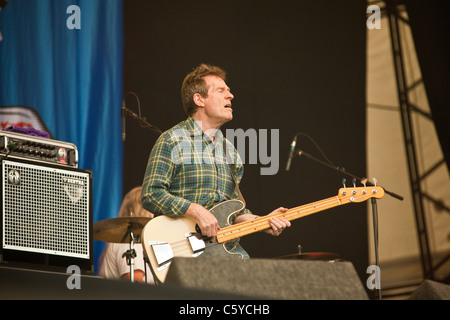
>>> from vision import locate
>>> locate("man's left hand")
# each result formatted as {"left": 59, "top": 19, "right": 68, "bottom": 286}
{"left": 265, "top": 207, "right": 290, "bottom": 236}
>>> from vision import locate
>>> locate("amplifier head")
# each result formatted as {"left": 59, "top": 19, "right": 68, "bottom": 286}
{"left": 0, "top": 131, "right": 78, "bottom": 167}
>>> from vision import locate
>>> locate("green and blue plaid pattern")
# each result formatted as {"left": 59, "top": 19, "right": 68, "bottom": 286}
{"left": 142, "top": 117, "right": 251, "bottom": 219}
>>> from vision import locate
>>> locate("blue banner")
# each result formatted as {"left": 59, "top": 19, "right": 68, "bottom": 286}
{"left": 0, "top": 0, "right": 123, "bottom": 273}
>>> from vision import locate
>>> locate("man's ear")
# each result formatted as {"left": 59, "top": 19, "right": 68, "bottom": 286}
{"left": 193, "top": 93, "right": 205, "bottom": 107}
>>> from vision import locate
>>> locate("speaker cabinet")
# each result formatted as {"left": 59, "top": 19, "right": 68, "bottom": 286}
{"left": 165, "top": 257, "right": 369, "bottom": 300}
{"left": 1, "top": 157, "right": 93, "bottom": 273}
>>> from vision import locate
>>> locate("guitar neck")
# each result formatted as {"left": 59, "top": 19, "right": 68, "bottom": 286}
{"left": 216, "top": 195, "right": 346, "bottom": 243}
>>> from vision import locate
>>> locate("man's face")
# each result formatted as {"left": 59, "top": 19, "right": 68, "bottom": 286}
{"left": 199, "top": 75, "right": 234, "bottom": 126}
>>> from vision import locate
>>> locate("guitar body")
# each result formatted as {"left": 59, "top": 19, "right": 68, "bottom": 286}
{"left": 141, "top": 199, "right": 245, "bottom": 284}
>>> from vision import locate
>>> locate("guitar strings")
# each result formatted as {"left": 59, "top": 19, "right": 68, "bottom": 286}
{"left": 168, "top": 237, "right": 221, "bottom": 257}
{"left": 170, "top": 196, "right": 345, "bottom": 246}
{"left": 167, "top": 196, "right": 343, "bottom": 257}
{"left": 159, "top": 233, "right": 215, "bottom": 256}
{"left": 170, "top": 196, "right": 338, "bottom": 255}
{"left": 152, "top": 192, "right": 358, "bottom": 256}
{"left": 218, "top": 195, "right": 344, "bottom": 241}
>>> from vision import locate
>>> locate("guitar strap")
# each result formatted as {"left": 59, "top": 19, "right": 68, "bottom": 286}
{"left": 223, "top": 139, "right": 246, "bottom": 207}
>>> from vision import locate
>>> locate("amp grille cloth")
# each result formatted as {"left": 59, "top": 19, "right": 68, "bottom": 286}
{"left": 2, "top": 160, "right": 90, "bottom": 259}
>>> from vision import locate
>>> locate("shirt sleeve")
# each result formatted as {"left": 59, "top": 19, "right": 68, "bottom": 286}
{"left": 141, "top": 133, "right": 191, "bottom": 218}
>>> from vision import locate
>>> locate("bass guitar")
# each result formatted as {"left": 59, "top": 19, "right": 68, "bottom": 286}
{"left": 142, "top": 185, "right": 385, "bottom": 283}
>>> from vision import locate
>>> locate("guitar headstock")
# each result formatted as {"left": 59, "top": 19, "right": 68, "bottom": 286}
{"left": 337, "top": 178, "right": 385, "bottom": 203}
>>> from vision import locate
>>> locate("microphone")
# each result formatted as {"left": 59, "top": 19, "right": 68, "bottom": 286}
{"left": 121, "top": 100, "right": 126, "bottom": 142}
{"left": 285, "top": 134, "right": 297, "bottom": 171}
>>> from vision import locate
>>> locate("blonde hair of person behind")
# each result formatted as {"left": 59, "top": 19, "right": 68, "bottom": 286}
{"left": 119, "top": 186, "right": 153, "bottom": 218}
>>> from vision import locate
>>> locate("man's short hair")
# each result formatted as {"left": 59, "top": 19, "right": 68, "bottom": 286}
{"left": 181, "top": 64, "right": 227, "bottom": 116}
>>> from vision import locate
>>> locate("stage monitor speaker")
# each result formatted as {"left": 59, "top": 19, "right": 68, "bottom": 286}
{"left": 408, "top": 280, "right": 450, "bottom": 300}
{"left": 0, "top": 266, "right": 247, "bottom": 300}
{"left": 165, "top": 257, "right": 369, "bottom": 300}
{"left": 1, "top": 157, "right": 93, "bottom": 273}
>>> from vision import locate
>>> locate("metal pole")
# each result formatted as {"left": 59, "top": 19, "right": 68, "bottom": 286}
{"left": 385, "top": 0, "right": 433, "bottom": 280}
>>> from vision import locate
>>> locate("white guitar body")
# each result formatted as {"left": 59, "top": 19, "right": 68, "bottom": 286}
{"left": 141, "top": 199, "right": 245, "bottom": 284}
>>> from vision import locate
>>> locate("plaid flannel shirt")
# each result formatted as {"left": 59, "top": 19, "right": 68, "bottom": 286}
{"left": 141, "top": 117, "right": 251, "bottom": 220}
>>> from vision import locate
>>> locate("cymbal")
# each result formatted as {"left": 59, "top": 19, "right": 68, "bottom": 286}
{"left": 277, "top": 252, "right": 342, "bottom": 262}
{"left": 93, "top": 217, "right": 152, "bottom": 243}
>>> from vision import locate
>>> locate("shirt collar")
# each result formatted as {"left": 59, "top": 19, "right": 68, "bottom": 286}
{"left": 186, "top": 117, "right": 224, "bottom": 145}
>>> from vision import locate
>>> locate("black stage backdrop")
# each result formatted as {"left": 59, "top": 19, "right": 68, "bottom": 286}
{"left": 122, "top": 0, "right": 368, "bottom": 287}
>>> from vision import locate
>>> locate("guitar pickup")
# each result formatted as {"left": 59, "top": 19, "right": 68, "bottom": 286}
{"left": 187, "top": 233, "right": 205, "bottom": 256}
{"left": 150, "top": 242, "right": 174, "bottom": 269}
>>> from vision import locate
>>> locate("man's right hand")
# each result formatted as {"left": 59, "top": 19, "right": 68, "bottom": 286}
{"left": 184, "top": 203, "right": 219, "bottom": 241}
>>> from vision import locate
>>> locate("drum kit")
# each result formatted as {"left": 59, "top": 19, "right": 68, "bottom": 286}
{"left": 94, "top": 216, "right": 152, "bottom": 283}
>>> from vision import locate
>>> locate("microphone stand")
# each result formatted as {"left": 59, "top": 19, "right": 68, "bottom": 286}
{"left": 122, "top": 106, "right": 163, "bottom": 136}
{"left": 293, "top": 149, "right": 404, "bottom": 300}
{"left": 371, "top": 196, "right": 381, "bottom": 300}
{"left": 295, "top": 150, "right": 403, "bottom": 201}
{"left": 121, "top": 225, "right": 137, "bottom": 283}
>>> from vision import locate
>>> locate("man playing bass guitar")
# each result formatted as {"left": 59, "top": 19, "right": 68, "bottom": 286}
{"left": 141, "top": 64, "right": 290, "bottom": 260}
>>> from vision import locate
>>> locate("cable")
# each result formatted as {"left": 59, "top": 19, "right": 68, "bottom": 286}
{"left": 295, "top": 132, "right": 337, "bottom": 168}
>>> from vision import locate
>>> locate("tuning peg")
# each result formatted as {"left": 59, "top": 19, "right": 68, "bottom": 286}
{"left": 341, "top": 179, "right": 347, "bottom": 195}
{"left": 361, "top": 178, "right": 368, "bottom": 187}
{"left": 352, "top": 178, "right": 356, "bottom": 188}
{"left": 371, "top": 177, "right": 379, "bottom": 195}
{"left": 361, "top": 178, "right": 368, "bottom": 194}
